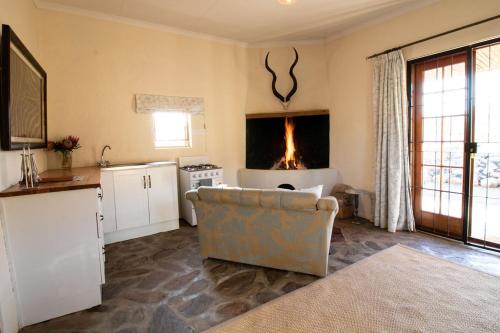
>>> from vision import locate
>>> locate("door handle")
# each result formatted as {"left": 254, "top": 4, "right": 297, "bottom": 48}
{"left": 467, "top": 142, "right": 478, "bottom": 159}
{"left": 143, "top": 175, "right": 146, "bottom": 189}
{"left": 148, "top": 175, "right": 152, "bottom": 188}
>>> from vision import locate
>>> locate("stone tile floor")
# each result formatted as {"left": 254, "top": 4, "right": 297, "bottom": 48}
{"left": 21, "top": 218, "right": 500, "bottom": 333}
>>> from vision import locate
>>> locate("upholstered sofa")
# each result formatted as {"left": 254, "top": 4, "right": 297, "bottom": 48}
{"left": 185, "top": 187, "right": 339, "bottom": 277}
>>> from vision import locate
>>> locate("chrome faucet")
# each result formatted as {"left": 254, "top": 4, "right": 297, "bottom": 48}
{"left": 99, "top": 145, "right": 111, "bottom": 167}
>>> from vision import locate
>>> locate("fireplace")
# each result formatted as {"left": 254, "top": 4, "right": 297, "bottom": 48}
{"left": 246, "top": 111, "right": 329, "bottom": 169}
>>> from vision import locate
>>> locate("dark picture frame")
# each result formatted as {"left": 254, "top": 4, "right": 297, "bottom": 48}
{"left": 1, "top": 24, "right": 47, "bottom": 150}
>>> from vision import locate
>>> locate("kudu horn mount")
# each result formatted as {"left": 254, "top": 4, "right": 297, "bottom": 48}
{"left": 265, "top": 47, "right": 299, "bottom": 110}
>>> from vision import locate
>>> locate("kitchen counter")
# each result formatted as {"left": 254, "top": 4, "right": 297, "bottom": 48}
{"left": 0, "top": 166, "right": 101, "bottom": 198}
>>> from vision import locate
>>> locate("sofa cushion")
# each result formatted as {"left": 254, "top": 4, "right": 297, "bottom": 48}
{"left": 260, "top": 190, "right": 281, "bottom": 209}
{"left": 198, "top": 187, "right": 223, "bottom": 203}
{"left": 185, "top": 190, "right": 199, "bottom": 201}
{"left": 220, "top": 187, "right": 242, "bottom": 204}
{"left": 240, "top": 188, "right": 261, "bottom": 206}
{"left": 298, "top": 185, "right": 323, "bottom": 198}
{"left": 281, "top": 191, "right": 318, "bottom": 211}
{"left": 317, "top": 196, "right": 339, "bottom": 212}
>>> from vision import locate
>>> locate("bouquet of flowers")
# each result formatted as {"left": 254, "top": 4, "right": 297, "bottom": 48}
{"left": 47, "top": 136, "right": 81, "bottom": 168}
{"left": 48, "top": 135, "right": 81, "bottom": 153}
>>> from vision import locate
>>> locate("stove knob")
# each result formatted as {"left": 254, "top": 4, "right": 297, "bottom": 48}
{"left": 210, "top": 172, "right": 214, "bottom": 176}
{"left": 204, "top": 173, "right": 208, "bottom": 177}
{"left": 215, "top": 172, "right": 219, "bottom": 176}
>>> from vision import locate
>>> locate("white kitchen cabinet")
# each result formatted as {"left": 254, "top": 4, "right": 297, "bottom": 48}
{"left": 147, "top": 166, "right": 179, "bottom": 224}
{"left": 101, "top": 162, "right": 179, "bottom": 244}
{"left": 113, "top": 169, "right": 150, "bottom": 230}
{"left": 0, "top": 188, "right": 103, "bottom": 327}
{"left": 100, "top": 171, "right": 116, "bottom": 233}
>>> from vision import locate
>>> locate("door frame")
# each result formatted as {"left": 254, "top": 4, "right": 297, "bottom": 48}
{"left": 407, "top": 36, "right": 500, "bottom": 252}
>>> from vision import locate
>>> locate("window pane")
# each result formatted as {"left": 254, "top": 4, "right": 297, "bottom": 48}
{"left": 423, "top": 151, "right": 438, "bottom": 166}
{"left": 422, "top": 189, "right": 439, "bottom": 213}
{"left": 450, "top": 168, "right": 463, "bottom": 193}
{"left": 154, "top": 112, "right": 191, "bottom": 148}
{"left": 443, "top": 89, "right": 465, "bottom": 116}
{"left": 449, "top": 193, "right": 462, "bottom": 218}
{"left": 444, "top": 62, "right": 466, "bottom": 90}
{"left": 423, "top": 118, "right": 441, "bottom": 141}
{"left": 423, "top": 68, "right": 442, "bottom": 93}
{"left": 443, "top": 151, "right": 463, "bottom": 168}
{"left": 422, "top": 93, "right": 442, "bottom": 117}
{"left": 423, "top": 166, "right": 439, "bottom": 190}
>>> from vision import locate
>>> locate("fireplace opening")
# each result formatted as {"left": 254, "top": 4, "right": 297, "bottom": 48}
{"left": 278, "top": 183, "right": 296, "bottom": 190}
{"left": 246, "top": 112, "right": 329, "bottom": 170}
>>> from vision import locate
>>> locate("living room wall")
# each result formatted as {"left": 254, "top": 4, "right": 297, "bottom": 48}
{"left": 326, "top": 0, "right": 500, "bottom": 193}
{"left": 246, "top": 43, "right": 329, "bottom": 114}
{"left": 38, "top": 8, "right": 249, "bottom": 186}
{"left": 37, "top": 7, "right": 333, "bottom": 186}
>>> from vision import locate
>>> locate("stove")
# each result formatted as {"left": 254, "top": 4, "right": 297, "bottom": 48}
{"left": 179, "top": 156, "right": 224, "bottom": 226}
{"left": 180, "top": 164, "right": 221, "bottom": 172}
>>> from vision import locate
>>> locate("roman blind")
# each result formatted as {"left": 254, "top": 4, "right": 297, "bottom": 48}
{"left": 135, "top": 94, "right": 204, "bottom": 114}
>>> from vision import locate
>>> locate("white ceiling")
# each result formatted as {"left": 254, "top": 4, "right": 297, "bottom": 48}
{"left": 35, "top": 0, "right": 437, "bottom": 45}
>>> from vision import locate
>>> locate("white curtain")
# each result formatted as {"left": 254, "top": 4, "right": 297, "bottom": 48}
{"left": 372, "top": 50, "right": 415, "bottom": 232}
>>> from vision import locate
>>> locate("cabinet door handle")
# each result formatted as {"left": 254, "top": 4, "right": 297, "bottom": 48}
{"left": 148, "top": 175, "right": 152, "bottom": 188}
{"left": 143, "top": 175, "right": 146, "bottom": 189}
{"left": 95, "top": 212, "right": 100, "bottom": 238}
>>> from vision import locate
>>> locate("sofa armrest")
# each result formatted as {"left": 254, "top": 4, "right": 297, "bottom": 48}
{"left": 185, "top": 190, "right": 199, "bottom": 202}
{"left": 317, "top": 196, "right": 339, "bottom": 214}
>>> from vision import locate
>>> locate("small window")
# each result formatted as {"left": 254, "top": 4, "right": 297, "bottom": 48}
{"left": 153, "top": 112, "right": 192, "bottom": 148}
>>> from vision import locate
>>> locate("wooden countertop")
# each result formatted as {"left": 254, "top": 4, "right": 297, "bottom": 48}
{"left": 0, "top": 167, "right": 101, "bottom": 198}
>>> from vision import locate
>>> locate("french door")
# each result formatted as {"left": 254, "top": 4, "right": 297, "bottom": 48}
{"left": 410, "top": 38, "right": 500, "bottom": 250}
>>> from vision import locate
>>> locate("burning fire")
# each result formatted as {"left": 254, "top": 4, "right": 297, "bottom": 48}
{"left": 272, "top": 117, "right": 305, "bottom": 170}
{"left": 284, "top": 117, "right": 297, "bottom": 169}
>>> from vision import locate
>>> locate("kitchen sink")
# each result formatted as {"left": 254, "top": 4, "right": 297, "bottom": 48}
{"left": 100, "top": 161, "right": 176, "bottom": 171}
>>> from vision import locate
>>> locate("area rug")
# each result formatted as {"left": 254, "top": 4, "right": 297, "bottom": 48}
{"left": 205, "top": 245, "right": 500, "bottom": 333}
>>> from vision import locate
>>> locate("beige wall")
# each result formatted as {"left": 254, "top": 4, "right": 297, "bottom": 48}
{"left": 38, "top": 9, "right": 248, "bottom": 185}
{"left": 246, "top": 43, "right": 329, "bottom": 113}
{"left": 326, "top": 0, "right": 500, "bottom": 192}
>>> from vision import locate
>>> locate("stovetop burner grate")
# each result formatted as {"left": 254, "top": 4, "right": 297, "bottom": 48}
{"left": 180, "top": 164, "right": 221, "bottom": 172}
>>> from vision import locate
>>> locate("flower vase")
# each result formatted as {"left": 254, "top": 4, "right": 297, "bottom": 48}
{"left": 61, "top": 151, "right": 73, "bottom": 169}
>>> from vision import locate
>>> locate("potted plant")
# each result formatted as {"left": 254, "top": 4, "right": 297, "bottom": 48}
{"left": 47, "top": 136, "right": 81, "bottom": 169}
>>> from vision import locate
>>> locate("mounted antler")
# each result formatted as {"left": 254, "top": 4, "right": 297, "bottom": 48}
{"left": 265, "top": 48, "right": 299, "bottom": 110}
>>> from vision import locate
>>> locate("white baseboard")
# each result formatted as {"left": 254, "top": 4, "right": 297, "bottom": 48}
{"left": 104, "top": 219, "right": 179, "bottom": 244}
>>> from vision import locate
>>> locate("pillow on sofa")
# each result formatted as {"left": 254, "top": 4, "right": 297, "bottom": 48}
{"left": 298, "top": 185, "right": 323, "bottom": 198}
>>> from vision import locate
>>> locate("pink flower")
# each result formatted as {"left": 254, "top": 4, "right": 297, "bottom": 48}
{"left": 63, "top": 139, "right": 73, "bottom": 149}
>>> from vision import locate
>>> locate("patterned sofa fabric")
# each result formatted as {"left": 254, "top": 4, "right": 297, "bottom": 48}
{"left": 186, "top": 187, "right": 339, "bottom": 277}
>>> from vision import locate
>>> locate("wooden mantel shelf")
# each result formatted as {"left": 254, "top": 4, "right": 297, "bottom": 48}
{"left": 0, "top": 166, "right": 101, "bottom": 198}
{"left": 245, "top": 109, "right": 329, "bottom": 119}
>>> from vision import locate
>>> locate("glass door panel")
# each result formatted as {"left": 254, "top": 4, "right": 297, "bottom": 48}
{"left": 469, "top": 42, "right": 500, "bottom": 249}
{"left": 411, "top": 52, "right": 467, "bottom": 239}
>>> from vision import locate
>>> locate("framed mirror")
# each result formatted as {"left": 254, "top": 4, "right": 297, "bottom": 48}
{"left": 1, "top": 24, "right": 47, "bottom": 150}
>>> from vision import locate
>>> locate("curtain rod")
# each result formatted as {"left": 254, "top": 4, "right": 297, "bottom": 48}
{"left": 366, "top": 14, "right": 500, "bottom": 60}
